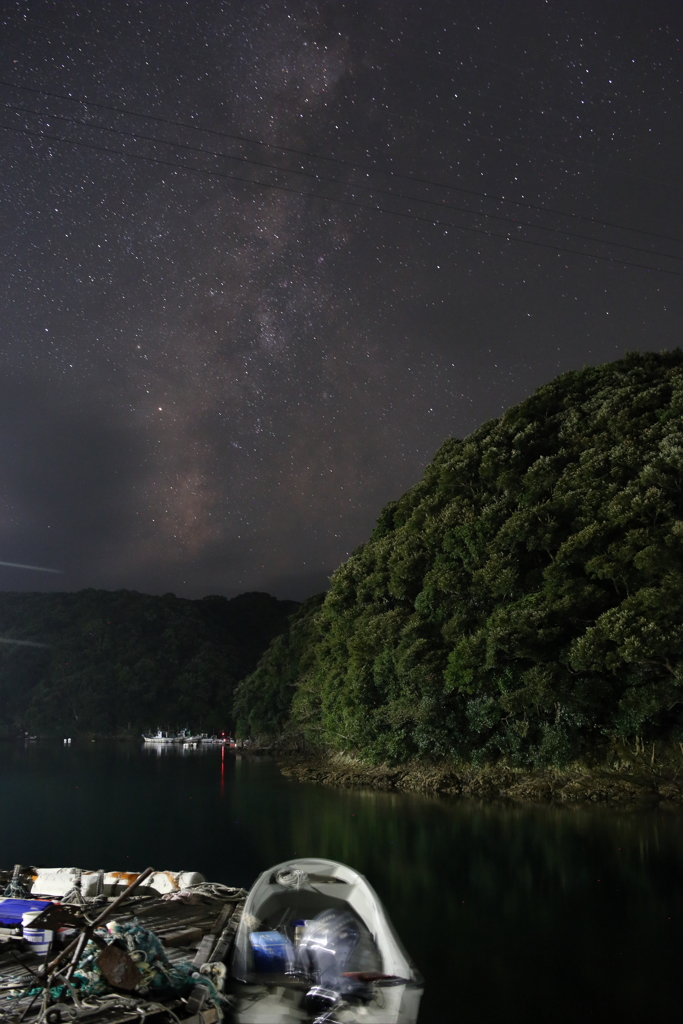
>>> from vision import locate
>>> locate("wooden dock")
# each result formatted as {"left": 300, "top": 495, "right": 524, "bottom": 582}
{"left": 0, "top": 869, "right": 247, "bottom": 1024}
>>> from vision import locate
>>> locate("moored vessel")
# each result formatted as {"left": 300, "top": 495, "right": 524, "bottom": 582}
{"left": 142, "top": 729, "right": 205, "bottom": 744}
{"left": 229, "top": 857, "right": 423, "bottom": 1022}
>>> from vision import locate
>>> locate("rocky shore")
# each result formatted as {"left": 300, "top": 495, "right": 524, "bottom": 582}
{"left": 278, "top": 751, "right": 683, "bottom": 807}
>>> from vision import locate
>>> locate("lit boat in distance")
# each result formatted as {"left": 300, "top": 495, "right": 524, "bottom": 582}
{"left": 142, "top": 729, "right": 203, "bottom": 744}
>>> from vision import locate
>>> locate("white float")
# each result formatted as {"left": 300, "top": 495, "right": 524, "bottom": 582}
{"left": 30, "top": 867, "right": 204, "bottom": 897}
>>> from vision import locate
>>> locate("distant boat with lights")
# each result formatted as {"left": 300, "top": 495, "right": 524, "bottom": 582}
{"left": 142, "top": 729, "right": 203, "bottom": 744}
{"left": 142, "top": 730, "right": 235, "bottom": 746}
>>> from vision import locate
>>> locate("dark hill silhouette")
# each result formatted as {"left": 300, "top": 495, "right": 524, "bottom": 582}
{"left": 0, "top": 589, "right": 297, "bottom": 737}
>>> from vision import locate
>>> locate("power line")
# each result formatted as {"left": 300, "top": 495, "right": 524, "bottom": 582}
{"left": 3, "top": 120, "right": 682, "bottom": 279}
{"left": 7, "top": 101, "right": 682, "bottom": 266}
{"left": 389, "top": 107, "right": 683, "bottom": 198}
{"left": 0, "top": 77, "right": 680, "bottom": 246}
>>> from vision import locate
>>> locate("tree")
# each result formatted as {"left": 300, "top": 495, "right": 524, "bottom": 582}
{"left": 239, "top": 351, "right": 683, "bottom": 767}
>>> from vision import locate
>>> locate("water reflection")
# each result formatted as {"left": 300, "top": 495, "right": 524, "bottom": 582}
{"left": 141, "top": 742, "right": 223, "bottom": 756}
{"left": 1, "top": 743, "right": 682, "bottom": 1022}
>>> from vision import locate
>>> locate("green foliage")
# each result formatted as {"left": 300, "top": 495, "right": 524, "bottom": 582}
{"left": 233, "top": 594, "right": 325, "bottom": 738}
{"left": 239, "top": 350, "right": 683, "bottom": 767}
{"left": 0, "top": 589, "right": 297, "bottom": 737}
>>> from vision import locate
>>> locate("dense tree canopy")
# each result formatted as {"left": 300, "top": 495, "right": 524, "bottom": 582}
{"left": 233, "top": 593, "right": 324, "bottom": 739}
{"left": 0, "top": 589, "right": 297, "bottom": 737}
{"left": 240, "top": 351, "right": 683, "bottom": 767}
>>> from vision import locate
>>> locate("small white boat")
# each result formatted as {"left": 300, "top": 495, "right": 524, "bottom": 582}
{"left": 142, "top": 729, "right": 204, "bottom": 744}
{"left": 229, "top": 857, "right": 423, "bottom": 1023}
{"left": 142, "top": 730, "right": 178, "bottom": 743}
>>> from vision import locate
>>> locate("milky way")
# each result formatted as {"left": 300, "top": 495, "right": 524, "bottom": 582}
{"left": 0, "top": 2, "right": 682, "bottom": 599}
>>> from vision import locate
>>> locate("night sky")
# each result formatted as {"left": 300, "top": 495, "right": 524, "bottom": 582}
{"left": 1, "top": 2, "right": 682, "bottom": 601}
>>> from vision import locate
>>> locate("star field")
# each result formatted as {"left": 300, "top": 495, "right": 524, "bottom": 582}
{"left": 0, "top": 1, "right": 682, "bottom": 599}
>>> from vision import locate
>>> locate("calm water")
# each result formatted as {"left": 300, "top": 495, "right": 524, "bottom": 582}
{"left": 2, "top": 742, "right": 683, "bottom": 1022}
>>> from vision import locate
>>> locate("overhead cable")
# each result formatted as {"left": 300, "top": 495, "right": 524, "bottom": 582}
{"left": 0, "top": 77, "right": 680, "bottom": 245}
{"left": 2, "top": 120, "right": 682, "bottom": 279}
{"left": 6, "top": 101, "right": 682, "bottom": 265}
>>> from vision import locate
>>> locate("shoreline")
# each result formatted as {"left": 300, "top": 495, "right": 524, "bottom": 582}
{"left": 277, "top": 752, "right": 683, "bottom": 807}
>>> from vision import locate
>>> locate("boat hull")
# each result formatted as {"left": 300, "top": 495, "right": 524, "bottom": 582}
{"left": 229, "top": 857, "right": 423, "bottom": 1024}
{"left": 231, "top": 980, "right": 422, "bottom": 1023}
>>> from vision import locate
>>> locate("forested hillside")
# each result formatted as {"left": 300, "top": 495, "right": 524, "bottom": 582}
{"left": 234, "top": 593, "right": 325, "bottom": 738}
{"left": 0, "top": 590, "right": 297, "bottom": 737}
{"left": 238, "top": 351, "right": 683, "bottom": 768}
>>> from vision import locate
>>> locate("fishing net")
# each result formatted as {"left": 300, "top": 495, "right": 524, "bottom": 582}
{"left": 6, "top": 920, "right": 226, "bottom": 1019}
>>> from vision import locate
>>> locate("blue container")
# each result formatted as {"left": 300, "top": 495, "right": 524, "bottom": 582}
{"left": 0, "top": 899, "right": 51, "bottom": 927}
{"left": 249, "top": 930, "right": 295, "bottom": 973}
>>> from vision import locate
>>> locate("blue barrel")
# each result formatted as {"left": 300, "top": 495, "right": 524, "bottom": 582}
{"left": 0, "top": 898, "right": 51, "bottom": 926}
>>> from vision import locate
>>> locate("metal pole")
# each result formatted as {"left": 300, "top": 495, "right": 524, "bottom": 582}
{"left": 46, "top": 866, "right": 155, "bottom": 976}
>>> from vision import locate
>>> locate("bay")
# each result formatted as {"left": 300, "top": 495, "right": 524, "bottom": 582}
{"left": 1, "top": 741, "right": 683, "bottom": 1021}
